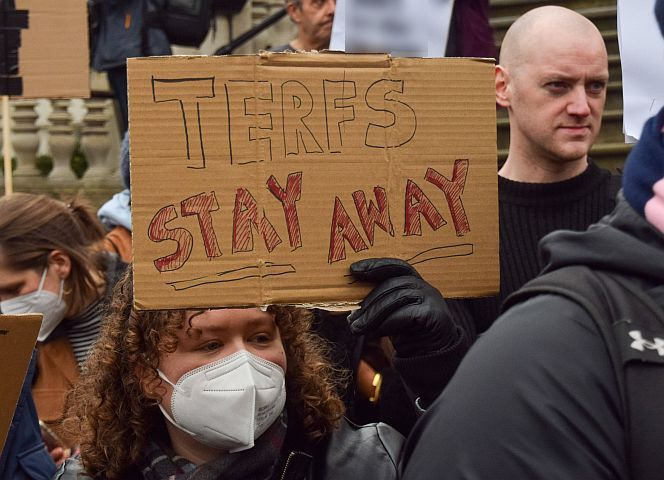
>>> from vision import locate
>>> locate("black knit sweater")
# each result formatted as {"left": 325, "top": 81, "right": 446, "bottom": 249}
{"left": 448, "top": 161, "right": 618, "bottom": 336}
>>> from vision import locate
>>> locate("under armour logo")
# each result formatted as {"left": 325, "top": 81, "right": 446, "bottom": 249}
{"left": 629, "top": 330, "right": 664, "bottom": 356}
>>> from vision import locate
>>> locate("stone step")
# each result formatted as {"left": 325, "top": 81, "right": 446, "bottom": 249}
{"left": 489, "top": 0, "right": 617, "bottom": 29}
{"left": 494, "top": 28, "right": 619, "bottom": 56}
{"left": 490, "top": 0, "right": 612, "bottom": 14}
{"left": 606, "top": 80, "right": 624, "bottom": 111}
{"left": 609, "top": 53, "right": 622, "bottom": 81}
{"left": 590, "top": 142, "right": 633, "bottom": 172}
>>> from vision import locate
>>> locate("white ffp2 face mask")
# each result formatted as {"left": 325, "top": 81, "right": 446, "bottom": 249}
{"left": 157, "top": 349, "right": 286, "bottom": 453}
{"left": 0, "top": 267, "right": 67, "bottom": 342}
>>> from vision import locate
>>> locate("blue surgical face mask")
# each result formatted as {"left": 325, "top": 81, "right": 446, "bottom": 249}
{"left": 0, "top": 267, "right": 68, "bottom": 342}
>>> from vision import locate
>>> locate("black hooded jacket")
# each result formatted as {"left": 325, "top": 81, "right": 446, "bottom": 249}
{"left": 399, "top": 197, "right": 664, "bottom": 480}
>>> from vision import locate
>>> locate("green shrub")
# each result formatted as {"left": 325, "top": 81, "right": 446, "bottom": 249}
{"left": 70, "top": 145, "right": 88, "bottom": 178}
{"left": 35, "top": 155, "right": 53, "bottom": 176}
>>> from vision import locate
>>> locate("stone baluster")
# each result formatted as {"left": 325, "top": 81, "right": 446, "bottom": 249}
{"left": 47, "top": 99, "right": 78, "bottom": 186}
{"left": 80, "top": 98, "right": 112, "bottom": 187}
{"left": 11, "top": 99, "right": 44, "bottom": 189}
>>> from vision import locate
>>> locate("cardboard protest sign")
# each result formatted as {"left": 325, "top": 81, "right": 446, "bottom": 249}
{"left": 128, "top": 53, "right": 498, "bottom": 310}
{"left": 1, "top": 0, "right": 89, "bottom": 98}
{"left": 0, "top": 314, "right": 41, "bottom": 454}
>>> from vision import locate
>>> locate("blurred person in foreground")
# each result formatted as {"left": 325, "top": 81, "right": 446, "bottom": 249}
{"left": 54, "top": 272, "right": 402, "bottom": 479}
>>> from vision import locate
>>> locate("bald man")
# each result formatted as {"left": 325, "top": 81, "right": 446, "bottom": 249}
{"left": 398, "top": 4, "right": 664, "bottom": 479}
{"left": 446, "top": 6, "right": 619, "bottom": 336}
{"left": 333, "top": 6, "right": 620, "bottom": 426}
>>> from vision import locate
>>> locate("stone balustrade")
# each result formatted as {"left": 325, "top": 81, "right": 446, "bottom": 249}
{"left": 0, "top": 1, "right": 295, "bottom": 206}
{"left": 0, "top": 97, "right": 123, "bottom": 207}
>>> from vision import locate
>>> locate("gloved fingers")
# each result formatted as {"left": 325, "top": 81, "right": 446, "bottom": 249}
{"left": 349, "top": 284, "right": 422, "bottom": 335}
{"left": 350, "top": 257, "right": 421, "bottom": 283}
{"left": 352, "top": 301, "right": 431, "bottom": 339}
{"left": 348, "top": 274, "right": 419, "bottom": 322}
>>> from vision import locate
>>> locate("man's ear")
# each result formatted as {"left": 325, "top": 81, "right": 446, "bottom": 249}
{"left": 47, "top": 250, "right": 72, "bottom": 280}
{"left": 286, "top": 1, "right": 301, "bottom": 24}
{"left": 495, "top": 65, "right": 511, "bottom": 108}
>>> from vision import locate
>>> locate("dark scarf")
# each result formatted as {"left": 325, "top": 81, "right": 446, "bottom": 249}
{"left": 137, "top": 411, "right": 288, "bottom": 480}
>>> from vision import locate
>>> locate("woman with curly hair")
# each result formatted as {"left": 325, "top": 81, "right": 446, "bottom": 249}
{"left": 55, "top": 271, "right": 403, "bottom": 480}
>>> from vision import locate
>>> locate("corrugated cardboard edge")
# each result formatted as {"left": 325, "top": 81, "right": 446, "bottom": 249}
{"left": 0, "top": 314, "right": 41, "bottom": 454}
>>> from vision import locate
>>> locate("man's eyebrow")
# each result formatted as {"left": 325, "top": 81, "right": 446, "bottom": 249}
{"left": 540, "top": 73, "right": 576, "bottom": 82}
{"left": 541, "top": 71, "right": 609, "bottom": 82}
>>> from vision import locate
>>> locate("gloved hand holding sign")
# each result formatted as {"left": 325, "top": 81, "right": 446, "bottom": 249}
{"left": 347, "top": 258, "right": 459, "bottom": 358}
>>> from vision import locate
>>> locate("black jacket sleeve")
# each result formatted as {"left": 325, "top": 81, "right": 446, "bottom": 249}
{"left": 390, "top": 298, "right": 476, "bottom": 409}
{"left": 399, "top": 294, "right": 629, "bottom": 480}
{"left": 392, "top": 325, "right": 471, "bottom": 408}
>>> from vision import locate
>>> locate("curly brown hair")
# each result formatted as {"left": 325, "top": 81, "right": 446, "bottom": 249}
{"left": 62, "top": 271, "right": 346, "bottom": 479}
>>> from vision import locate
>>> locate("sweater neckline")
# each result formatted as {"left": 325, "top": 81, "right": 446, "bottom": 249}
{"left": 498, "top": 161, "right": 608, "bottom": 207}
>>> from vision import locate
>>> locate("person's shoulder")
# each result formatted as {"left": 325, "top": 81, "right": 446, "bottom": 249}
{"left": 399, "top": 293, "right": 627, "bottom": 480}
{"left": 53, "top": 456, "right": 93, "bottom": 480}
{"left": 587, "top": 158, "right": 621, "bottom": 199}
{"left": 491, "top": 293, "right": 599, "bottom": 352}
{"left": 53, "top": 456, "right": 142, "bottom": 480}
{"left": 319, "top": 419, "right": 403, "bottom": 479}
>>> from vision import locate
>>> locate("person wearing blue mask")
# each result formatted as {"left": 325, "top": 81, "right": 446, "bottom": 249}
{"left": 0, "top": 193, "right": 127, "bottom": 477}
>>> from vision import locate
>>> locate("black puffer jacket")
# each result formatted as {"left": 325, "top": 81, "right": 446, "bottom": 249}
{"left": 55, "top": 418, "right": 403, "bottom": 480}
{"left": 400, "top": 196, "right": 664, "bottom": 480}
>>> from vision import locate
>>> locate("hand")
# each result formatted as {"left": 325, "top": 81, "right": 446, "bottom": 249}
{"left": 348, "top": 258, "right": 458, "bottom": 358}
{"left": 49, "top": 446, "right": 72, "bottom": 467}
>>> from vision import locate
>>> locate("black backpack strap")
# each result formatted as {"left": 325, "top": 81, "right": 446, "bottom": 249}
{"left": 609, "top": 173, "right": 622, "bottom": 208}
{"left": 505, "top": 266, "right": 664, "bottom": 480}
{"left": 609, "top": 278, "right": 664, "bottom": 480}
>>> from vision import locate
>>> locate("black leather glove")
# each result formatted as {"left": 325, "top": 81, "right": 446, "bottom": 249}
{"left": 348, "top": 258, "right": 458, "bottom": 358}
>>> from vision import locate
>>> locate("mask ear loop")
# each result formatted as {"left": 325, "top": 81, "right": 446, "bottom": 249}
{"left": 57, "top": 278, "right": 65, "bottom": 303}
{"left": 36, "top": 266, "right": 49, "bottom": 296}
{"left": 39, "top": 265, "right": 66, "bottom": 304}
{"left": 157, "top": 369, "right": 186, "bottom": 395}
